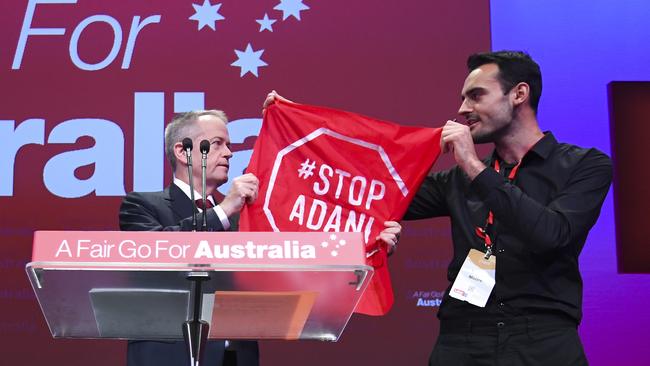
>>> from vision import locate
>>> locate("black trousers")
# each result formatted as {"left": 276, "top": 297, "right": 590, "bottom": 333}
{"left": 127, "top": 340, "right": 259, "bottom": 366}
{"left": 429, "top": 315, "right": 588, "bottom": 366}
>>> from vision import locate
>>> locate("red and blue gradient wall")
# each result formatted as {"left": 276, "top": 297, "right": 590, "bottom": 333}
{"left": 1, "top": 0, "right": 647, "bottom": 365}
{"left": 491, "top": 1, "right": 650, "bottom": 365}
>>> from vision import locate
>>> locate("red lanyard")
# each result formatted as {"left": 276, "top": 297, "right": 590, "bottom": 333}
{"left": 494, "top": 159, "right": 522, "bottom": 181}
{"left": 475, "top": 159, "right": 522, "bottom": 258}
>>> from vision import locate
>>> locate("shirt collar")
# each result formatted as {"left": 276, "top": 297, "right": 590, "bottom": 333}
{"left": 528, "top": 131, "right": 557, "bottom": 160}
{"left": 490, "top": 131, "right": 558, "bottom": 164}
{"left": 173, "top": 177, "right": 216, "bottom": 205}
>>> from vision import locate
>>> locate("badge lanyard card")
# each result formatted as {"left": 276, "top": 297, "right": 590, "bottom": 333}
{"left": 449, "top": 159, "right": 521, "bottom": 307}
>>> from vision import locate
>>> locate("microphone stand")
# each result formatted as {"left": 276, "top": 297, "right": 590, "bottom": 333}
{"left": 182, "top": 138, "right": 198, "bottom": 232}
{"left": 199, "top": 140, "right": 211, "bottom": 231}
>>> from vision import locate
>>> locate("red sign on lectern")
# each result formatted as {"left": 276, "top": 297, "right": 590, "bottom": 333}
{"left": 31, "top": 231, "right": 367, "bottom": 267}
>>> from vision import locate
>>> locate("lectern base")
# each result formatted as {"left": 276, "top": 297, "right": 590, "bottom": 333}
{"left": 183, "top": 320, "right": 210, "bottom": 366}
{"left": 183, "top": 272, "right": 211, "bottom": 366}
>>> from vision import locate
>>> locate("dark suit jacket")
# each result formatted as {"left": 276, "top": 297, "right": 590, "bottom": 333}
{"left": 119, "top": 183, "right": 258, "bottom": 366}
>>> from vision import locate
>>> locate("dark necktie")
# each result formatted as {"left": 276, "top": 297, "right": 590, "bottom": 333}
{"left": 195, "top": 199, "right": 214, "bottom": 210}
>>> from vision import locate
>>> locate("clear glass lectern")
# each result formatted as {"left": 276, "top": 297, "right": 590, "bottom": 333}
{"left": 26, "top": 231, "right": 373, "bottom": 357}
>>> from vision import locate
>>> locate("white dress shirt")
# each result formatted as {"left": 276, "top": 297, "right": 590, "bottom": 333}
{"left": 173, "top": 177, "right": 230, "bottom": 230}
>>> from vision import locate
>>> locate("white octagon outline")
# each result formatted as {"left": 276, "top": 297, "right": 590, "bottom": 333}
{"left": 263, "top": 127, "right": 408, "bottom": 231}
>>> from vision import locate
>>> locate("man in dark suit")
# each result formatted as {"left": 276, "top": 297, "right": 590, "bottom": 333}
{"left": 119, "top": 109, "right": 260, "bottom": 366}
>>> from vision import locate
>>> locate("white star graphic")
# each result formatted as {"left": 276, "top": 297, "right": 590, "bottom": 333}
{"left": 273, "top": 0, "right": 310, "bottom": 21}
{"left": 189, "top": 0, "right": 225, "bottom": 31}
{"left": 256, "top": 13, "right": 277, "bottom": 32}
{"left": 230, "top": 43, "right": 268, "bottom": 77}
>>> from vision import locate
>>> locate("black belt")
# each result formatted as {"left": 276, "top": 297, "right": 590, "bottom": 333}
{"left": 440, "top": 314, "right": 577, "bottom": 335}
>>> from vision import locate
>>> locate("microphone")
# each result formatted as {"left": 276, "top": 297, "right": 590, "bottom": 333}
{"left": 199, "top": 140, "right": 210, "bottom": 231}
{"left": 182, "top": 138, "right": 198, "bottom": 232}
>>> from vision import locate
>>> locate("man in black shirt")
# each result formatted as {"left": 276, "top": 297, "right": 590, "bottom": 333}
{"left": 405, "top": 51, "right": 612, "bottom": 365}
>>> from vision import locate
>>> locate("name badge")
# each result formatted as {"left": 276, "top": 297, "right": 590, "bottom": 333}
{"left": 449, "top": 248, "right": 496, "bottom": 307}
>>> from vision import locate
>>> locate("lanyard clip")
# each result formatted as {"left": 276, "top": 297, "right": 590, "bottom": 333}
{"left": 484, "top": 247, "right": 493, "bottom": 260}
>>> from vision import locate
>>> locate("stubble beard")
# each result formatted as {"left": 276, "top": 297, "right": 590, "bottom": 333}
{"left": 471, "top": 104, "right": 515, "bottom": 145}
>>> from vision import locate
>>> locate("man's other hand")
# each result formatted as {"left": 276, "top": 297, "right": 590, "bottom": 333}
{"left": 262, "top": 90, "right": 293, "bottom": 114}
{"left": 219, "top": 173, "right": 259, "bottom": 217}
{"left": 375, "top": 220, "right": 402, "bottom": 255}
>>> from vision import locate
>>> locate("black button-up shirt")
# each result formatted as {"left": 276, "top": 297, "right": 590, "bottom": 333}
{"left": 405, "top": 132, "right": 612, "bottom": 323}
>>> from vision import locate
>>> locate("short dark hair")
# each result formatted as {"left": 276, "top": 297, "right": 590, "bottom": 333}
{"left": 467, "top": 51, "right": 542, "bottom": 113}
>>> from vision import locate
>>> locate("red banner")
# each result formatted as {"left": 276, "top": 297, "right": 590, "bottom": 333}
{"left": 240, "top": 100, "right": 441, "bottom": 315}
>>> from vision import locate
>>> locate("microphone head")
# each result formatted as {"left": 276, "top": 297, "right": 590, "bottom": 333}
{"left": 182, "top": 138, "right": 193, "bottom": 150}
{"left": 200, "top": 139, "right": 210, "bottom": 154}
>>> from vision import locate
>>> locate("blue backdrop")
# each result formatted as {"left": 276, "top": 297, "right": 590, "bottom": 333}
{"left": 491, "top": 1, "right": 650, "bottom": 364}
